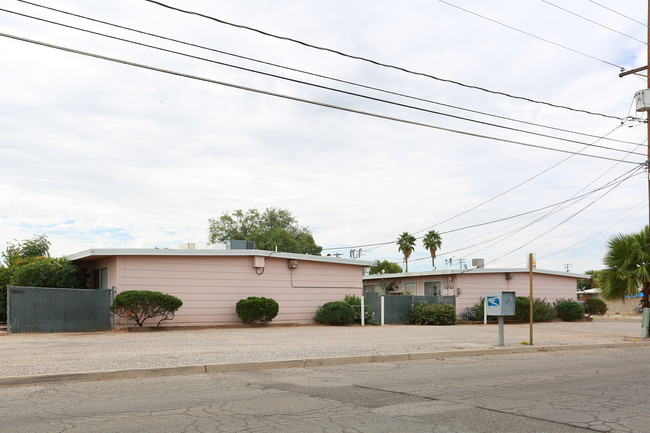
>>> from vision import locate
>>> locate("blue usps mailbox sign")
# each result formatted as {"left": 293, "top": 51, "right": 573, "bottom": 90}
{"left": 485, "top": 291, "right": 515, "bottom": 316}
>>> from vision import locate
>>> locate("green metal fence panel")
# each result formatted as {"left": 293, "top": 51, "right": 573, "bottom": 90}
{"left": 363, "top": 292, "right": 456, "bottom": 324}
{"left": 384, "top": 295, "right": 413, "bottom": 324}
{"left": 7, "top": 286, "right": 114, "bottom": 333}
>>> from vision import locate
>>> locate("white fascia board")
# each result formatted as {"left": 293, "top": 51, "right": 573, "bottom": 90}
{"left": 66, "top": 248, "right": 374, "bottom": 267}
{"left": 363, "top": 267, "right": 589, "bottom": 280}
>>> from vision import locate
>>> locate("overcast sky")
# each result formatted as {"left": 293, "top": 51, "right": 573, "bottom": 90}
{"left": 1, "top": 0, "right": 648, "bottom": 273}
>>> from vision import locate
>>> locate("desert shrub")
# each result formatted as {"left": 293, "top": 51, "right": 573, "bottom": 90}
{"left": 314, "top": 301, "right": 355, "bottom": 326}
{"left": 110, "top": 290, "right": 183, "bottom": 327}
{"left": 410, "top": 304, "right": 458, "bottom": 325}
{"left": 469, "top": 296, "right": 556, "bottom": 322}
{"left": 555, "top": 300, "right": 585, "bottom": 321}
{"left": 585, "top": 298, "right": 608, "bottom": 317}
{"left": 236, "top": 296, "right": 279, "bottom": 324}
{"left": 514, "top": 297, "right": 557, "bottom": 322}
{"left": 344, "top": 294, "right": 374, "bottom": 323}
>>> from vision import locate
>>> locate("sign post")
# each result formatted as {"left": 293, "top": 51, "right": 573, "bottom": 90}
{"left": 485, "top": 291, "right": 516, "bottom": 347}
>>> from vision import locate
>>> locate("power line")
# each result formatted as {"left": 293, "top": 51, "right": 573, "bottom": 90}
{"left": 540, "top": 0, "right": 646, "bottom": 45}
{"left": 437, "top": 0, "right": 625, "bottom": 69}
{"left": 11, "top": 1, "right": 644, "bottom": 147}
{"left": 413, "top": 125, "right": 630, "bottom": 235}
{"left": 143, "top": 0, "right": 624, "bottom": 120}
{"left": 586, "top": 0, "right": 647, "bottom": 27}
{"left": 323, "top": 171, "right": 643, "bottom": 251}
{"left": 3, "top": 31, "right": 639, "bottom": 166}
{"left": 538, "top": 200, "right": 648, "bottom": 259}
{"left": 6, "top": 7, "right": 642, "bottom": 156}
{"left": 457, "top": 166, "right": 644, "bottom": 260}
{"left": 486, "top": 167, "right": 642, "bottom": 265}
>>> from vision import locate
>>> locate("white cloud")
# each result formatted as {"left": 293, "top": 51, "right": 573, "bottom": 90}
{"left": 0, "top": 0, "right": 647, "bottom": 274}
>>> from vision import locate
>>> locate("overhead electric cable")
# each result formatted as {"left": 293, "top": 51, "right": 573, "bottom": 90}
{"left": 413, "top": 125, "right": 628, "bottom": 235}
{"left": 459, "top": 166, "right": 644, "bottom": 259}
{"left": 438, "top": 0, "right": 624, "bottom": 69}
{"left": 540, "top": 0, "right": 646, "bottom": 45}
{"left": 455, "top": 135, "right": 646, "bottom": 259}
{"left": 142, "top": 0, "right": 624, "bottom": 120}
{"left": 538, "top": 200, "right": 648, "bottom": 259}
{"left": 586, "top": 0, "right": 647, "bottom": 27}
{"left": 323, "top": 172, "right": 643, "bottom": 250}
{"left": 15, "top": 0, "right": 643, "bottom": 145}
{"left": 3, "top": 31, "right": 639, "bottom": 166}
{"left": 485, "top": 167, "right": 641, "bottom": 266}
{"left": 6, "top": 8, "right": 641, "bottom": 154}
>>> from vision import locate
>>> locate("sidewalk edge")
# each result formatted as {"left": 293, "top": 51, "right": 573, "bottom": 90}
{"left": 2, "top": 341, "right": 648, "bottom": 387}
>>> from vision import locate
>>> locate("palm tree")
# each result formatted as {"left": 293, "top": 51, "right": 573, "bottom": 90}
{"left": 422, "top": 230, "right": 442, "bottom": 270}
{"left": 601, "top": 226, "right": 650, "bottom": 309}
{"left": 396, "top": 232, "right": 416, "bottom": 273}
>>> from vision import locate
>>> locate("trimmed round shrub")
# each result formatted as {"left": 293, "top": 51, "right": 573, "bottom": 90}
{"left": 555, "top": 300, "right": 585, "bottom": 321}
{"left": 585, "top": 298, "right": 608, "bottom": 317}
{"left": 410, "top": 304, "right": 458, "bottom": 325}
{"left": 236, "top": 297, "right": 279, "bottom": 324}
{"left": 110, "top": 290, "right": 183, "bottom": 327}
{"left": 314, "top": 301, "right": 355, "bottom": 326}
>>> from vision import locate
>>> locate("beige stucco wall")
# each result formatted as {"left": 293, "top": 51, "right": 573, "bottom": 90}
{"left": 84, "top": 255, "right": 364, "bottom": 326}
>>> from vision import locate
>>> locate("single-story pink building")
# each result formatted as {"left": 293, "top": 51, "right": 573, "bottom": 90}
{"left": 363, "top": 267, "right": 587, "bottom": 317}
{"left": 68, "top": 248, "right": 373, "bottom": 326}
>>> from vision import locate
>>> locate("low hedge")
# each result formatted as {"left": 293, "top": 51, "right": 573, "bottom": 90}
{"left": 314, "top": 301, "right": 355, "bottom": 326}
{"left": 469, "top": 296, "right": 556, "bottom": 322}
{"left": 236, "top": 297, "right": 279, "bottom": 324}
{"left": 110, "top": 290, "right": 183, "bottom": 327}
{"left": 410, "top": 304, "right": 457, "bottom": 325}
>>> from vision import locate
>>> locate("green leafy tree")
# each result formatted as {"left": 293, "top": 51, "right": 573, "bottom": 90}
{"left": 422, "top": 230, "right": 443, "bottom": 270}
{"left": 578, "top": 270, "right": 603, "bottom": 292}
{"left": 369, "top": 260, "right": 403, "bottom": 275}
{"left": 601, "top": 226, "right": 650, "bottom": 308}
{"left": 208, "top": 208, "right": 322, "bottom": 255}
{"left": 396, "top": 232, "right": 416, "bottom": 272}
{"left": 2, "top": 234, "right": 51, "bottom": 267}
{"left": 9, "top": 257, "right": 88, "bottom": 289}
{"left": 1, "top": 234, "right": 54, "bottom": 323}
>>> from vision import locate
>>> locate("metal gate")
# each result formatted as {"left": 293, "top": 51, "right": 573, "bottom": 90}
{"left": 364, "top": 292, "right": 456, "bottom": 324}
{"left": 7, "top": 286, "right": 114, "bottom": 333}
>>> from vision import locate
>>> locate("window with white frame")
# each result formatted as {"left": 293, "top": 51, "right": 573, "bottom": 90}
{"left": 403, "top": 282, "right": 417, "bottom": 295}
{"left": 424, "top": 281, "right": 442, "bottom": 296}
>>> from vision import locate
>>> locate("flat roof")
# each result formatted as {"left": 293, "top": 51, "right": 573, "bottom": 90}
{"left": 67, "top": 248, "right": 374, "bottom": 267}
{"left": 363, "top": 267, "right": 589, "bottom": 280}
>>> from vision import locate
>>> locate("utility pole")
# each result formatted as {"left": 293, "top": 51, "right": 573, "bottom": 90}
{"left": 619, "top": 2, "right": 650, "bottom": 246}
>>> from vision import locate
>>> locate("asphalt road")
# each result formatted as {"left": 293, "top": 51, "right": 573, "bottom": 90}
{"left": 2, "top": 346, "right": 648, "bottom": 433}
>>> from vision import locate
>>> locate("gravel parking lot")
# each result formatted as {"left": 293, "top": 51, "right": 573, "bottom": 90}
{"left": 0, "top": 316, "right": 645, "bottom": 379}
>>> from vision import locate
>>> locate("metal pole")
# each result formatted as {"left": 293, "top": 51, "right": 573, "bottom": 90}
{"left": 361, "top": 295, "right": 365, "bottom": 327}
{"left": 498, "top": 316, "right": 505, "bottom": 347}
{"left": 529, "top": 253, "right": 534, "bottom": 346}
{"left": 484, "top": 297, "right": 487, "bottom": 325}
{"left": 380, "top": 296, "right": 385, "bottom": 326}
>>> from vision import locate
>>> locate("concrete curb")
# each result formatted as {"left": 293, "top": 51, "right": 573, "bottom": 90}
{"left": 2, "top": 341, "right": 649, "bottom": 388}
